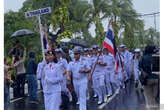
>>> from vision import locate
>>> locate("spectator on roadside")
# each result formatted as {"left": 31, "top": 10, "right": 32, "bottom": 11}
{"left": 12, "top": 48, "right": 26, "bottom": 98}
{"left": 8, "top": 40, "right": 22, "bottom": 61}
{"left": 139, "top": 44, "right": 159, "bottom": 110}
{"left": 4, "top": 57, "right": 14, "bottom": 110}
{"left": 26, "top": 50, "right": 38, "bottom": 104}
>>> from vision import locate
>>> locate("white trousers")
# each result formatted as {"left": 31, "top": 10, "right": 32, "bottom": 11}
{"left": 92, "top": 74, "right": 106, "bottom": 102}
{"left": 73, "top": 78, "right": 88, "bottom": 110}
{"left": 125, "top": 64, "right": 133, "bottom": 79}
{"left": 110, "top": 72, "right": 121, "bottom": 91}
{"left": 44, "top": 92, "right": 61, "bottom": 110}
{"left": 134, "top": 70, "right": 141, "bottom": 82}
{"left": 105, "top": 71, "right": 113, "bottom": 95}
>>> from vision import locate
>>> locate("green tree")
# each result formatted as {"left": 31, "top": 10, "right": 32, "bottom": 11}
{"left": 144, "top": 27, "right": 160, "bottom": 46}
{"left": 81, "top": 0, "right": 111, "bottom": 45}
{"left": 5, "top": 0, "right": 155, "bottom": 53}
{"left": 4, "top": 11, "right": 41, "bottom": 56}
{"left": 100, "top": 0, "right": 145, "bottom": 49}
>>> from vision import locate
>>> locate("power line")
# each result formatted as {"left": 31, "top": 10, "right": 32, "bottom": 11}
{"left": 140, "top": 15, "right": 160, "bottom": 18}
{"left": 122, "top": 12, "right": 160, "bottom": 17}
{"left": 137, "top": 12, "right": 160, "bottom": 17}
{"left": 137, "top": 12, "right": 160, "bottom": 31}
{"left": 123, "top": 12, "right": 160, "bottom": 30}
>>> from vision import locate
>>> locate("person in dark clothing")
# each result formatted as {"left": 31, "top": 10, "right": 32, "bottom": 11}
{"left": 8, "top": 40, "right": 22, "bottom": 61}
{"left": 62, "top": 46, "right": 72, "bottom": 63}
{"left": 26, "top": 51, "right": 38, "bottom": 104}
{"left": 139, "top": 45, "right": 158, "bottom": 83}
{"left": 12, "top": 48, "right": 26, "bottom": 98}
{"left": 139, "top": 45, "right": 159, "bottom": 110}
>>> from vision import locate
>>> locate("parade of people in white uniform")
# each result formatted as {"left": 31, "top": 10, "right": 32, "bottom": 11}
{"left": 35, "top": 44, "right": 144, "bottom": 110}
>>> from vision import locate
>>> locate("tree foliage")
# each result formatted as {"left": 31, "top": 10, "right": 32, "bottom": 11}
{"left": 4, "top": 0, "right": 159, "bottom": 56}
{"left": 4, "top": 10, "right": 41, "bottom": 56}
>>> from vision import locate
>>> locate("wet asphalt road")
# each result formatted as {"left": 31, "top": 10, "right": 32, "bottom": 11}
{"left": 8, "top": 80, "right": 148, "bottom": 110}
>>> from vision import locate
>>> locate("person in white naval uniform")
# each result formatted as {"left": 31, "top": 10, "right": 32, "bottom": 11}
{"left": 89, "top": 46, "right": 99, "bottom": 99}
{"left": 55, "top": 49, "right": 72, "bottom": 102}
{"left": 119, "top": 44, "right": 133, "bottom": 80}
{"left": 117, "top": 50, "right": 126, "bottom": 89}
{"left": 132, "top": 48, "right": 143, "bottom": 90}
{"left": 36, "top": 52, "right": 49, "bottom": 94}
{"left": 102, "top": 48, "right": 113, "bottom": 97}
{"left": 83, "top": 48, "right": 92, "bottom": 100}
{"left": 41, "top": 51, "right": 63, "bottom": 110}
{"left": 67, "top": 46, "right": 91, "bottom": 110}
{"left": 109, "top": 51, "right": 123, "bottom": 94}
{"left": 83, "top": 48, "right": 92, "bottom": 67}
{"left": 90, "top": 46, "right": 107, "bottom": 104}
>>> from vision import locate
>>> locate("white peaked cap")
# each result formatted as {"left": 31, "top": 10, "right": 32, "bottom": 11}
{"left": 134, "top": 48, "right": 141, "bottom": 52}
{"left": 119, "top": 44, "right": 126, "bottom": 48}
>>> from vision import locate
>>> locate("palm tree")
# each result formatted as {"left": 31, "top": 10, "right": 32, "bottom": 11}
{"left": 101, "top": 0, "right": 144, "bottom": 49}
{"left": 81, "top": 0, "right": 112, "bottom": 45}
{"left": 81, "top": 0, "right": 145, "bottom": 48}
{"left": 145, "top": 27, "right": 160, "bottom": 46}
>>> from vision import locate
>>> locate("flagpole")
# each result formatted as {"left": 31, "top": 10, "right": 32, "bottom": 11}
{"left": 89, "top": 48, "right": 102, "bottom": 81}
{"left": 38, "top": 15, "right": 45, "bottom": 61}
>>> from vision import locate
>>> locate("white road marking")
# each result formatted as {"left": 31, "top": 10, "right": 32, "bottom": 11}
{"left": 98, "top": 92, "right": 118, "bottom": 109}
{"left": 10, "top": 90, "right": 43, "bottom": 103}
{"left": 10, "top": 97, "right": 24, "bottom": 103}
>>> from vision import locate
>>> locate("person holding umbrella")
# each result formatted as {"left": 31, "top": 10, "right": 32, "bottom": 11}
{"left": 9, "top": 29, "right": 35, "bottom": 60}
{"left": 8, "top": 40, "right": 22, "bottom": 61}
{"left": 12, "top": 47, "right": 26, "bottom": 98}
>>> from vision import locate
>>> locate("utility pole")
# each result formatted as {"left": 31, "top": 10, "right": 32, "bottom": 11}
{"left": 154, "top": 14, "right": 156, "bottom": 31}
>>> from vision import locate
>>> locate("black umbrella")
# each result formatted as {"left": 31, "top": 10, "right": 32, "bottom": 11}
{"left": 11, "top": 29, "right": 35, "bottom": 38}
{"left": 69, "top": 38, "right": 87, "bottom": 47}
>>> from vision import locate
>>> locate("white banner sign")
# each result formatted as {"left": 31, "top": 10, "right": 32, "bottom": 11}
{"left": 25, "top": 7, "right": 51, "bottom": 18}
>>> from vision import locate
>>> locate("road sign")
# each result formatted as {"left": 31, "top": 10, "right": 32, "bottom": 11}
{"left": 25, "top": 7, "right": 51, "bottom": 60}
{"left": 25, "top": 7, "right": 51, "bottom": 18}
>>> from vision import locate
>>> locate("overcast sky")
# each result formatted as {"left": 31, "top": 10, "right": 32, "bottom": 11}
{"left": 132, "top": 0, "right": 160, "bottom": 30}
{"left": 4, "top": 0, "right": 160, "bottom": 37}
{"left": 88, "top": 0, "right": 160, "bottom": 37}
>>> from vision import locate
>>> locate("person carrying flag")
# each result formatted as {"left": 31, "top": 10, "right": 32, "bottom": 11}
{"left": 102, "top": 21, "right": 123, "bottom": 94}
{"left": 89, "top": 46, "right": 99, "bottom": 99}
{"left": 102, "top": 47, "right": 114, "bottom": 97}
{"left": 82, "top": 48, "right": 92, "bottom": 100}
{"left": 90, "top": 45, "right": 107, "bottom": 104}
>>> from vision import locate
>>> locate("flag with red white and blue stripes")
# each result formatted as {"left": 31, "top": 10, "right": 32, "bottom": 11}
{"left": 103, "top": 21, "right": 120, "bottom": 72}
{"left": 41, "top": 25, "right": 49, "bottom": 50}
